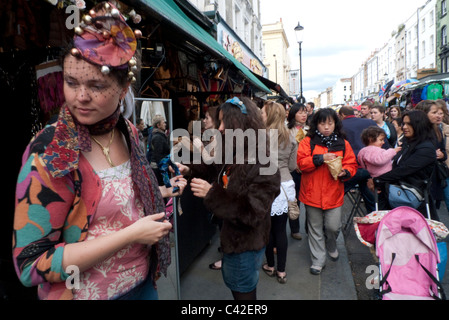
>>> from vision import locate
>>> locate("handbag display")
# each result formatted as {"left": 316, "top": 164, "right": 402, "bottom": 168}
{"left": 388, "top": 183, "right": 424, "bottom": 209}
{"left": 281, "top": 185, "right": 300, "bottom": 220}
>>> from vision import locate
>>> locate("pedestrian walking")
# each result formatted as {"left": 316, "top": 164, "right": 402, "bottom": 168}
{"left": 12, "top": 2, "right": 186, "bottom": 300}
{"left": 360, "top": 100, "right": 373, "bottom": 119}
{"left": 286, "top": 103, "right": 309, "bottom": 240}
{"left": 415, "top": 100, "right": 448, "bottom": 212}
{"left": 261, "top": 101, "right": 297, "bottom": 284}
{"left": 370, "top": 104, "right": 397, "bottom": 148}
{"left": 338, "top": 106, "right": 378, "bottom": 213}
{"left": 297, "top": 108, "right": 358, "bottom": 275}
{"left": 176, "top": 97, "right": 281, "bottom": 300}
{"left": 391, "top": 117, "right": 404, "bottom": 147}
{"left": 150, "top": 114, "right": 170, "bottom": 186}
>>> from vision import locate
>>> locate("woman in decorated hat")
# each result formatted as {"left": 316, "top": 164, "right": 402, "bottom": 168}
{"left": 12, "top": 2, "right": 186, "bottom": 300}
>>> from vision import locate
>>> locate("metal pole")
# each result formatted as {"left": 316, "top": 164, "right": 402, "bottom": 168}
{"left": 134, "top": 97, "right": 181, "bottom": 300}
{"left": 299, "top": 41, "right": 304, "bottom": 103}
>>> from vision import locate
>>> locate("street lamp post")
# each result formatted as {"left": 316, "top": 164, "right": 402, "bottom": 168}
{"left": 295, "top": 22, "right": 305, "bottom": 104}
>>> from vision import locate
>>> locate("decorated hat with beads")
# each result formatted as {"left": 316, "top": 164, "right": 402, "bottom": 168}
{"left": 71, "top": 1, "right": 141, "bottom": 82}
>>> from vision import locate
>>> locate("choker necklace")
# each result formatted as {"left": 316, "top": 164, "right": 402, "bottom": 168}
{"left": 91, "top": 129, "right": 115, "bottom": 167}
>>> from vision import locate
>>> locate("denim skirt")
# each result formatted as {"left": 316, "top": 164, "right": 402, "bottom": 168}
{"left": 221, "top": 247, "right": 265, "bottom": 293}
{"left": 116, "top": 276, "right": 158, "bottom": 300}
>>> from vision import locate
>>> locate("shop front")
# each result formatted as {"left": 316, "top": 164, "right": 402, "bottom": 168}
{"left": 2, "top": 0, "right": 270, "bottom": 300}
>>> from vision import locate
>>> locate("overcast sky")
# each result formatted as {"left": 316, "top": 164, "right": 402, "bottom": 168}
{"left": 260, "top": 0, "right": 428, "bottom": 100}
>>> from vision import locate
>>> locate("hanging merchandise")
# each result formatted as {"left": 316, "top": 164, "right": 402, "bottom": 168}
{"left": 198, "top": 67, "right": 228, "bottom": 102}
{"left": 427, "top": 83, "right": 444, "bottom": 100}
{"left": 35, "top": 59, "right": 65, "bottom": 114}
{"left": 411, "top": 87, "right": 423, "bottom": 107}
{"left": 140, "top": 100, "right": 167, "bottom": 128}
{"left": 421, "top": 85, "right": 429, "bottom": 100}
{"left": 444, "top": 83, "right": 449, "bottom": 98}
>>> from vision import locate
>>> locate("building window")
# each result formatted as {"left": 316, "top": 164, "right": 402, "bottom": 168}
{"left": 443, "top": 0, "right": 447, "bottom": 16}
{"left": 443, "top": 26, "right": 448, "bottom": 46}
{"left": 430, "top": 35, "right": 434, "bottom": 54}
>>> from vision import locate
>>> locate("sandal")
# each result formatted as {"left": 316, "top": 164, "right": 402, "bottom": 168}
{"left": 276, "top": 272, "right": 287, "bottom": 284}
{"left": 209, "top": 260, "right": 222, "bottom": 271}
{"left": 262, "top": 264, "right": 275, "bottom": 277}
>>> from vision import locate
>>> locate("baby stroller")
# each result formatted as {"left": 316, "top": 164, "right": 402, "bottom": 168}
{"left": 353, "top": 179, "right": 447, "bottom": 300}
{"left": 376, "top": 206, "right": 446, "bottom": 300}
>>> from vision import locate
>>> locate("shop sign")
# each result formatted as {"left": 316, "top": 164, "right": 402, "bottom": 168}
{"left": 218, "top": 28, "right": 263, "bottom": 76}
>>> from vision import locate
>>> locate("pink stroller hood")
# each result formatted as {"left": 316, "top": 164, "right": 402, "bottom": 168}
{"left": 376, "top": 207, "right": 440, "bottom": 299}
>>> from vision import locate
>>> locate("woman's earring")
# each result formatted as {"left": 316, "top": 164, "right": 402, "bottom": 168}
{"left": 120, "top": 98, "right": 125, "bottom": 113}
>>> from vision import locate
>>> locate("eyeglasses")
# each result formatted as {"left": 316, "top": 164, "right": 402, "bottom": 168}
{"left": 226, "top": 97, "right": 247, "bottom": 115}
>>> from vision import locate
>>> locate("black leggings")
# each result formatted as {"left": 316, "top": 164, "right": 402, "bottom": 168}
{"left": 265, "top": 213, "right": 288, "bottom": 272}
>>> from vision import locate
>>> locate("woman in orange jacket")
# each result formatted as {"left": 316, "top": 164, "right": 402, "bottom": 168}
{"left": 297, "top": 108, "right": 358, "bottom": 275}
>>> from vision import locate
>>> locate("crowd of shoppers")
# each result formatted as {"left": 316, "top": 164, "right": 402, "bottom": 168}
{"left": 11, "top": 1, "right": 449, "bottom": 302}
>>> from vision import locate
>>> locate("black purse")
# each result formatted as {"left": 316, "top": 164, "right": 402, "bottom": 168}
{"left": 436, "top": 161, "right": 449, "bottom": 188}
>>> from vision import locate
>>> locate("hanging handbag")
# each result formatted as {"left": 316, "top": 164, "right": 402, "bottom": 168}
{"left": 281, "top": 185, "right": 300, "bottom": 220}
{"left": 388, "top": 182, "right": 424, "bottom": 209}
{"left": 436, "top": 161, "right": 449, "bottom": 187}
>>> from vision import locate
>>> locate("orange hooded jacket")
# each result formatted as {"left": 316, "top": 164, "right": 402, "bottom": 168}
{"left": 297, "top": 136, "right": 358, "bottom": 210}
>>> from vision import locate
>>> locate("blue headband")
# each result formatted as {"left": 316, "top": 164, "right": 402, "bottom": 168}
{"left": 226, "top": 97, "right": 247, "bottom": 115}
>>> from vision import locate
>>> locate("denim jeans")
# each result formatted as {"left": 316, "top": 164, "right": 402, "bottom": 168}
{"left": 116, "top": 276, "right": 158, "bottom": 300}
{"left": 444, "top": 178, "right": 449, "bottom": 210}
{"left": 222, "top": 248, "right": 265, "bottom": 293}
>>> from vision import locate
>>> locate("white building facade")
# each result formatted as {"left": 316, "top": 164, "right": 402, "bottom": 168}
{"left": 313, "top": 0, "right": 438, "bottom": 104}
{"left": 333, "top": 78, "right": 352, "bottom": 105}
{"left": 190, "top": 0, "right": 264, "bottom": 68}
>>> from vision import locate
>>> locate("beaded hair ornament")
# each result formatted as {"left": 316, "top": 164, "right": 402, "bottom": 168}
{"left": 70, "top": 1, "right": 141, "bottom": 82}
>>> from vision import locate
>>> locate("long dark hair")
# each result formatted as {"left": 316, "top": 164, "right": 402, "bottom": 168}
{"left": 402, "top": 110, "right": 433, "bottom": 145}
{"left": 218, "top": 97, "right": 268, "bottom": 162}
{"left": 307, "top": 108, "right": 346, "bottom": 139}
{"left": 287, "top": 103, "right": 307, "bottom": 129}
{"left": 414, "top": 100, "right": 443, "bottom": 142}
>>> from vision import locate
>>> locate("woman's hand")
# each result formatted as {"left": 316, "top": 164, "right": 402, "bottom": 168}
{"left": 190, "top": 178, "right": 212, "bottom": 198}
{"left": 323, "top": 153, "right": 337, "bottom": 161}
{"left": 63, "top": 213, "right": 172, "bottom": 271}
{"left": 169, "top": 175, "right": 188, "bottom": 197}
{"left": 127, "top": 213, "right": 172, "bottom": 245}
{"left": 436, "top": 148, "right": 444, "bottom": 160}
{"left": 366, "top": 178, "right": 375, "bottom": 192}
{"left": 171, "top": 162, "right": 190, "bottom": 176}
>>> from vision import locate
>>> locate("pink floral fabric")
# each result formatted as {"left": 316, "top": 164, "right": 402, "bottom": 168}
{"left": 73, "top": 161, "right": 149, "bottom": 300}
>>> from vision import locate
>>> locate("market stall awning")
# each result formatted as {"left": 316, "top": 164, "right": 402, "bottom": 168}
{"left": 407, "top": 73, "right": 449, "bottom": 90}
{"left": 250, "top": 72, "right": 294, "bottom": 104}
{"left": 137, "top": 0, "right": 271, "bottom": 94}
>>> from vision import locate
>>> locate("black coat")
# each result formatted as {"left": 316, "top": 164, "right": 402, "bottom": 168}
{"left": 377, "top": 139, "right": 436, "bottom": 192}
{"left": 150, "top": 129, "right": 170, "bottom": 165}
{"left": 385, "top": 121, "right": 397, "bottom": 148}
{"left": 376, "top": 138, "right": 438, "bottom": 219}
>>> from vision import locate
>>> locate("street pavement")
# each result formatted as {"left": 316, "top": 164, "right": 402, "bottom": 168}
{"left": 158, "top": 193, "right": 449, "bottom": 301}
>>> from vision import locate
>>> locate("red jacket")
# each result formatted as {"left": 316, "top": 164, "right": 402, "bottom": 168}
{"left": 297, "top": 136, "right": 358, "bottom": 210}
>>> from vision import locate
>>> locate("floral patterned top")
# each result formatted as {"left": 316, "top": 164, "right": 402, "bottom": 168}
{"left": 13, "top": 106, "right": 166, "bottom": 300}
{"left": 73, "top": 161, "right": 149, "bottom": 300}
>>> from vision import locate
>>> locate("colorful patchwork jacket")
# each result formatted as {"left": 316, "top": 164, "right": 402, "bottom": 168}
{"left": 13, "top": 110, "right": 163, "bottom": 300}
